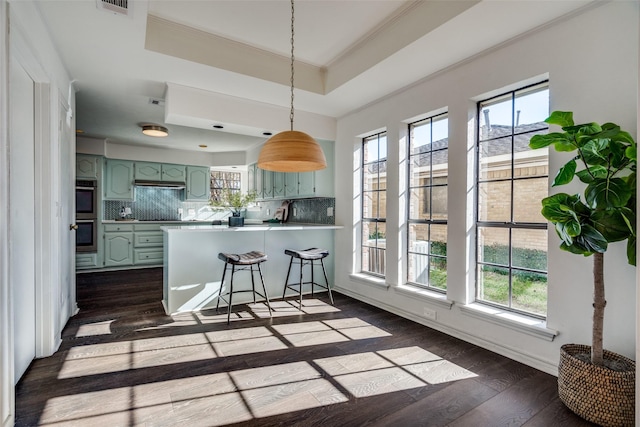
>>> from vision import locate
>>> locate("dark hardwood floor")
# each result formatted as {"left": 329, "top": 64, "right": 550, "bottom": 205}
{"left": 15, "top": 268, "right": 595, "bottom": 427}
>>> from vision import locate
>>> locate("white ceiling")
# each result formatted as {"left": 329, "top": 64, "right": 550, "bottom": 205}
{"left": 34, "top": 0, "right": 594, "bottom": 154}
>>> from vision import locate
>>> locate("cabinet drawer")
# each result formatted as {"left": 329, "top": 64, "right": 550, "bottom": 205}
{"left": 134, "top": 224, "right": 163, "bottom": 232}
{"left": 76, "top": 253, "right": 98, "bottom": 269}
{"left": 134, "top": 249, "right": 164, "bottom": 265}
{"left": 134, "top": 232, "right": 163, "bottom": 247}
{"left": 104, "top": 223, "right": 134, "bottom": 232}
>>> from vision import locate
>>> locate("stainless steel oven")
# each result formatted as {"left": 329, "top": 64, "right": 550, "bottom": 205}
{"left": 76, "top": 180, "right": 97, "bottom": 219}
{"left": 76, "top": 219, "right": 97, "bottom": 252}
{"left": 76, "top": 180, "right": 98, "bottom": 252}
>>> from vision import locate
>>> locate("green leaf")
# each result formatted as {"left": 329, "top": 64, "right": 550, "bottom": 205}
{"left": 612, "top": 130, "right": 636, "bottom": 145}
{"left": 545, "top": 111, "right": 574, "bottom": 128}
{"left": 592, "top": 208, "right": 634, "bottom": 242}
{"left": 576, "top": 165, "right": 608, "bottom": 184}
{"left": 585, "top": 177, "right": 632, "bottom": 209}
{"left": 552, "top": 160, "right": 576, "bottom": 186}
{"left": 627, "top": 237, "right": 636, "bottom": 266}
{"left": 625, "top": 145, "right": 637, "bottom": 162}
{"left": 576, "top": 224, "right": 608, "bottom": 253}
{"left": 529, "top": 132, "right": 572, "bottom": 150}
{"left": 560, "top": 241, "right": 590, "bottom": 256}
{"left": 581, "top": 139, "right": 609, "bottom": 166}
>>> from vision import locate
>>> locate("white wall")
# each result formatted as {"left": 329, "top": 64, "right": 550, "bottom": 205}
{"left": 334, "top": 2, "right": 639, "bottom": 374}
{"left": 1, "top": 1, "right": 74, "bottom": 424}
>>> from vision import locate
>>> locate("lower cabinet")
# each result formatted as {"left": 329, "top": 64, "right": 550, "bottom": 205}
{"left": 104, "top": 231, "right": 134, "bottom": 267}
{"left": 133, "top": 227, "right": 164, "bottom": 265}
{"left": 76, "top": 253, "right": 99, "bottom": 269}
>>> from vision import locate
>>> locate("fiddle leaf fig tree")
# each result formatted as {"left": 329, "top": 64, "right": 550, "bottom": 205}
{"left": 529, "top": 111, "right": 636, "bottom": 366}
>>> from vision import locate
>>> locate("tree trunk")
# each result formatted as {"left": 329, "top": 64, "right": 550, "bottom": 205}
{"left": 592, "top": 252, "right": 605, "bottom": 366}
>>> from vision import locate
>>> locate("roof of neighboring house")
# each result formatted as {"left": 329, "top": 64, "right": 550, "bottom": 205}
{"left": 365, "top": 121, "right": 548, "bottom": 174}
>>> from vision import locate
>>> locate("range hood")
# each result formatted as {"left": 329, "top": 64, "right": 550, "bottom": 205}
{"left": 134, "top": 180, "right": 186, "bottom": 189}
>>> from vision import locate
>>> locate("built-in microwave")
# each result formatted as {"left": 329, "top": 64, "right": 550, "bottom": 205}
{"left": 76, "top": 180, "right": 97, "bottom": 219}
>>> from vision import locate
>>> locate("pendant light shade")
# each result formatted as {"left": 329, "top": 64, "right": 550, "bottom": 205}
{"left": 258, "top": 130, "right": 326, "bottom": 172}
{"left": 257, "top": 0, "right": 327, "bottom": 173}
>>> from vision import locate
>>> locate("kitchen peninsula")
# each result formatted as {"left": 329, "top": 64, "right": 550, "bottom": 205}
{"left": 162, "top": 223, "right": 342, "bottom": 314}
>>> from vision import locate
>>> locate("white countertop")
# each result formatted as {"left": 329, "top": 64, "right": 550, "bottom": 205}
{"left": 162, "top": 223, "right": 343, "bottom": 232}
{"left": 102, "top": 219, "right": 214, "bottom": 224}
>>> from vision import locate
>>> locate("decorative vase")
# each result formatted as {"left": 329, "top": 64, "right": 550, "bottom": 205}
{"left": 558, "top": 343, "right": 635, "bottom": 426}
{"left": 228, "top": 215, "right": 244, "bottom": 227}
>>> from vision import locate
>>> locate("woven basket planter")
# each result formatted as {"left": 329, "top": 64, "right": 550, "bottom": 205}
{"left": 558, "top": 344, "right": 635, "bottom": 426}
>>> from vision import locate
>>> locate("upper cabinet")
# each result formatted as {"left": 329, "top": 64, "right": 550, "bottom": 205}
{"left": 249, "top": 139, "right": 334, "bottom": 200}
{"left": 134, "top": 162, "right": 161, "bottom": 180}
{"left": 161, "top": 164, "right": 187, "bottom": 182}
{"left": 186, "top": 166, "right": 210, "bottom": 201}
{"left": 76, "top": 154, "right": 99, "bottom": 180}
{"left": 104, "top": 159, "right": 134, "bottom": 200}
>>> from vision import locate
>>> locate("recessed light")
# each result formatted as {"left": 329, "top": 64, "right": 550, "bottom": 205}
{"left": 213, "top": 125, "right": 224, "bottom": 129}
{"left": 199, "top": 144, "right": 207, "bottom": 148}
{"left": 263, "top": 131, "right": 273, "bottom": 136}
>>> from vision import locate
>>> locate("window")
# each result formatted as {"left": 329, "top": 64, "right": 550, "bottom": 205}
{"left": 361, "top": 132, "right": 387, "bottom": 276}
{"left": 476, "top": 82, "right": 549, "bottom": 318}
{"left": 407, "top": 113, "right": 448, "bottom": 291}
{"left": 210, "top": 170, "right": 241, "bottom": 202}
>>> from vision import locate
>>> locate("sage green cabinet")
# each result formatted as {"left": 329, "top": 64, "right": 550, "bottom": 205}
{"left": 298, "top": 171, "right": 315, "bottom": 197}
{"left": 262, "top": 169, "right": 274, "bottom": 199}
{"left": 255, "top": 166, "right": 264, "bottom": 199}
{"left": 161, "top": 164, "right": 186, "bottom": 182}
{"left": 284, "top": 172, "right": 298, "bottom": 197}
{"left": 186, "top": 166, "right": 210, "bottom": 201}
{"left": 104, "top": 229, "right": 133, "bottom": 267}
{"left": 104, "top": 159, "right": 134, "bottom": 200}
{"left": 135, "top": 162, "right": 161, "bottom": 180}
{"left": 76, "top": 253, "right": 99, "bottom": 269}
{"left": 273, "top": 172, "right": 286, "bottom": 199}
{"left": 76, "top": 154, "right": 99, "bottom": 180}
{"left": 248, "top": 164, "right": 257, "bottom": 195}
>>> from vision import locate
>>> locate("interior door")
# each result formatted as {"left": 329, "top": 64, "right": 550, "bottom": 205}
{"left": 10, "top": 58, "right": 36, "bottom": 382}
{"left": 59, "top": 99, "right": 75, "bottom": 321}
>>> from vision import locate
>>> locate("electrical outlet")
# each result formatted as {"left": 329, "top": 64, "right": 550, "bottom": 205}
{"left": 293, "top": 207, "right": 297, "bottom": 217}
{"left": 327, "top": 207, "right": 334, "bottom": 217}
{"left": 423, "top": 308, "right": 437, "bottom": 321}
{"left": 266, "top": 208, "right": 270, "bottom": 216}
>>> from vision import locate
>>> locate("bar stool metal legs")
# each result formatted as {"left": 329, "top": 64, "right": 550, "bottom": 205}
{"left": 282, "top": 248, "right": 333, "bottom": 309}
{"left": 216, "top": 251, "right": 271, "bottom": 324}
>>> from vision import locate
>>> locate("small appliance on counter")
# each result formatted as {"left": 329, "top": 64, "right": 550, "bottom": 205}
{"left": 273, "top": 200, "right": 292, "bottom": 223}
{"left": 116, "top": 206, "right": 134, "bottom": 221}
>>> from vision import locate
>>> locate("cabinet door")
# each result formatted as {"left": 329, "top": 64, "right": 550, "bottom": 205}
{"left": 104, "top": 232, "right": 133, "bottom": 266}
{"left": 248, "top": 164, "right": 256, "bottom": 194}
{"left": 186, "top": 166, "right": 210, "bottom": 201}
{"left": 284, "top": 172, "right": 298, "bottom": 198}
{"left": 135, "top": 162, "right": 161, "bottom": 180}
{"left": 298, "top": 171, "right": 315, "bottom": 197}
{"left": 255, "top": 167, "right": 264, "bottom": 199}
{"left": 162, "top": 164, "right": 187, "bottom": 182}
{"left": 76, "top": 155, "right": 98, "bottom": 179}
{"left": 262, "top": 170, "right": 274, "bottom": 199}
{"left": 104, "top": 159, "right": 134, "bottom": 200}
{"left": 273, "top": 172, "right": 286, "bottom": 199}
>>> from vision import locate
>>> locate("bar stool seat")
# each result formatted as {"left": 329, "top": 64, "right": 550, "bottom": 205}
{"left": 217, "top": 250, "right": 271, "bottom": 324}
{"left": 282, "top": 248, "right": 333, "bottom": 309}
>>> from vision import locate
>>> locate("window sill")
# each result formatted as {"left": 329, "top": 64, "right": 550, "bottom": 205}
{"left": 349, "top": 273, "right": 389, "bottom": 290}
{"left": 459, "top": 303, "right": 558, "bottom": 342}
{"left": 395, "top": 284, "right": 453, "bottom": 309}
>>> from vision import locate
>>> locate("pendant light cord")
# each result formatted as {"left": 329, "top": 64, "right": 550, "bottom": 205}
{"left": 290, "top": 0, "right": 295, "bottom": 132}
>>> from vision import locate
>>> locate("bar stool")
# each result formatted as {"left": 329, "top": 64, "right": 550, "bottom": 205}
{"left": 216, "top": 250, "right": 272, "bottom": 324}
{"left": 282, "top": 248, "right": 334, "bottom": 309}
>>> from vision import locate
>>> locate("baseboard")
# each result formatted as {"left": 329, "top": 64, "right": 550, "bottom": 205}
{"left": 333, "top": 285, "right": 558, "bottom": 376}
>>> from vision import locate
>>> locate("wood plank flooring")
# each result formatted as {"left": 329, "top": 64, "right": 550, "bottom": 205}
{"left": 15, "top": 268, "right": 595, "bottom": 426}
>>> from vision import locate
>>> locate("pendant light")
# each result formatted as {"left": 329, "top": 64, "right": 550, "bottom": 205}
{"left": 257, "top": 0, "right": 327, "bottom": 172}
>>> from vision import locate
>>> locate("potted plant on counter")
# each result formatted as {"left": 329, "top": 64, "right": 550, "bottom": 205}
{"left": 210, "top": 189, "right": 257, "bottom": 227}
{"left": 529, "top": 111, "right": 636, "bottom": 426}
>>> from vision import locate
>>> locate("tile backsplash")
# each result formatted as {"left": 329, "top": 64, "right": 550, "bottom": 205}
{"left": 104, "top": 187, "right": 335, "bottom": 224}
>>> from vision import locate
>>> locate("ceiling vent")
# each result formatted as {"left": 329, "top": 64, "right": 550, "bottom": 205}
{"left": 96, "top": 0, "right": 129, "bottom": 16}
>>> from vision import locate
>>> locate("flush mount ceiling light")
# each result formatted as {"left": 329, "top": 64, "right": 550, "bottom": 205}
{"left": 257, "top": 0, "right": 326, "bottom": 173}
{"left": 141, "top": 124, "right": 169, "bottom": 137}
